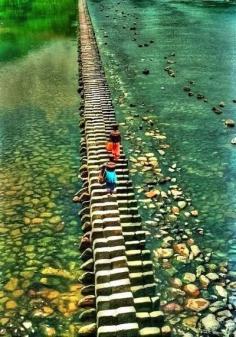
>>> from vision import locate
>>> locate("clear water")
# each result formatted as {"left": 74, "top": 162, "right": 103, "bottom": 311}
{"left": 1, "top": 0, "right": 236, "bottom": 334}
{"left": 87, "top": 0, "right": 236, "bottom": 296}
{"left": 89, "top": 0, "right": 236, "bottom": 269}
{"left": 0, "top": 1, "right": 83, "bottom": 336}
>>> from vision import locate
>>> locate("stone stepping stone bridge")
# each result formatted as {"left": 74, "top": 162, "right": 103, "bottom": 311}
{"left": 77, "top": 1, "right": 171, "bottom": 336}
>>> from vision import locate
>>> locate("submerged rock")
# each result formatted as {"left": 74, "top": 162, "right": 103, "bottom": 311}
{"left": 225, "top": 119, "right": 235, "bottom": 127}
{"left": 199, "top": 275, "right": 210, "bottom": 288}
{"left": 231, "top": 137, "right": 236, "bottom": 144}
{"left": 145, "top": 190, "right": 160, "bottom": 198}
{"left": 183, "top": 273, "right": 196, "bottom": 283}
{"left": 4, "top": 277, "right": 18, "bottom": 292}
{"left": 156, "top": 248, "right": 174, "bottom": 259}
{"left": 173, "top": 243, "right": 190, "bottom": 258}
{"left": 41, "top": 267, "right": 75, "bottom": 280}
{"left": 5, "top": 300, "right": 17, "bottom": 309}
{"left": 206, "top": 272, "right": 219, "bottom": 281}
{"left": 201, "top": 314, "right": 220, "bottom": 332}
{"left": 79, "top": 309, "right": 96, "bottom": 322}
{"left": 170, "top": 278, "right": 182, "bottom": 288}
{"left": 190, "top": 210, "right": 198, "bottom": 217}
{"left": 178, "top": 201, "right": 187, "bottom": 209}
{"left": 183, "top": 86, "right": 191, "bottom": 92}
{"left": 41, "top": 326, "right": 56, "bottom": 336}
{"left": 185, "top": 298, "right": 210, "bottom": 312}
{"left": 49, "top": 216, "right": 61, "bottom": 225}
{"left": 78, "top": 295, "right": 96, "bottom": 308}
{"left": 183, "top": 284, "right": 200, "bottom": 298}
{"left": 190, "top": 245, "right": 201, "bottom": 257}
{"left": 142, "top": 68, "right": 150, "bottom": 75}
{"left": 163, "top": 302, "right": 183, "bottom": 313}
{"left": 214, "top": 285, "right": 228, "bottom": 298}
{"left": 212, "top": 106, "right": 222, "bottom": 114}
{"left": 78, "top": 323, "right": 96, "bottom": 337}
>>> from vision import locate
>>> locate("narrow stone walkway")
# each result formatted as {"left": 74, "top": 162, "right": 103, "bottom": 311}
{"left": 78, "top": 1, "right": 171, "bottom": 336}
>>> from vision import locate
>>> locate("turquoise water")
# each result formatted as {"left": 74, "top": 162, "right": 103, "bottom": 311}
{"left": 0, "top": 1, "right": 83, "bottom": 336}
{"left": 1, "top": 0, "right": 236, "bottom": 335}
{"left": 87, "top": 0, "right": 236, "bottom": 305}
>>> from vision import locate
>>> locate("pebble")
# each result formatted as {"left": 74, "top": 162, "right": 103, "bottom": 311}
{"left": 158, "top": 150, "right": 165, "bottom": 156}
{"left": 214, "top": 285, "right": 228, "bottom": 298}
{"left": 173, "top": 243, "right": 190, "bottom": 258}
{"left": 142, "top": 68, "right": 150, "bottom": 75}
{"left": 190, "top": 210, "right": 198, "bottom": 217}
{"left": 225, "top": 119, "right": 235, "bottom": 127}
{"left": 156, "top": 248, "right": 174, "bottom": 259}
{"left": 185, "top": 298, "right": 210, "bottom": 312}
{"left": 182, "top": 316, "right": 198, "bottom": 329}
{"left": 231, "top": 137, "right": 236, "bottom": 144}
{"left": 201, "top": 314, "right": 220, "bottom": 332}
{"left": 177, "top": 201, "right": 187, "bottom": 209}
{"left": 217, "top": 310, "right": 233, "bottom": 318}
{"left": 22, "top": 321, "right": 32, "bottom": 329}
{"left": 5, "top": 300, "right": 17, "bottom": 309}
{"left": 31, "top": 218, "right": 43, "bottom": 225}
{"left": 4, "top": 277, "right": 18, "bottom": 292}
{"left": 41, "top": 326, "right": 56, "bottom": 336}
{"left": 183, "top": 284, "right": 200, "bottom": 298}
{"left": 78, "top": 323, "right": 96, "bottom": 337}
{"left": 183, "top": 273, "right": 196, "bottom": 283}
{"left": 0, "top": 318, "right": 9, "bottom": 326}
{"left": 170, "top": 278, "right": 182, "bottom": 288}
{"left": 206, "top": 272, "right": 219, "bottom": 281}
{"left": 49, "top": 216, "right": 61, "bottom": 225}
{"left": 145, "top": 190, "right": 160, "bottom": 198}
{"left": 199, "top": 275, "right": 210, "bottom": 288}
{"left": 212, "top": 106, "right": 222, "bottom": 114}
{"left": 163, "top": 302, "right": 183, "bottom": 313}
{"left": 190, "top": 245, "right": 201, "bottom": 257}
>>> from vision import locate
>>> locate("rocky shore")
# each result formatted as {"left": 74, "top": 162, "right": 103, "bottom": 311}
{"left": 127, "top": 142, "right": 236, "bottom": 336}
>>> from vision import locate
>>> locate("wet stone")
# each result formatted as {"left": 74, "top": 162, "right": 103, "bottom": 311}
{"left": 4, "top": 277, "right": 18, "bottom": 292}
{"left": 185, "top": 298, "right": 210, "bottom": 312}
{"left": 78, "top": 323, "right": 96, "bottom": 337}
{"left": 79, "top": 309, "right": 96, "bottom": 322}
{"left": 214, "top": 285, "right": 227, "bottom": 298}
{"left": 201, "top": 314, "right": 220, "bottom": 332}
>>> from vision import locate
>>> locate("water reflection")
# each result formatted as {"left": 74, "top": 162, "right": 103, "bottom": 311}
{"left": 0, "top": 0, "right": 77, "bottom": 62}
{"left": 0, "top": 0, "right": 83, "bottom": 335}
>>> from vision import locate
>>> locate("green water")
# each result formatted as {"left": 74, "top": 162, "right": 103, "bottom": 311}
{"left": 87, "top": 0, "right": 236, "bottom": 294}
{"left": 0, "top": 1, "right": 83, "bottom": 336}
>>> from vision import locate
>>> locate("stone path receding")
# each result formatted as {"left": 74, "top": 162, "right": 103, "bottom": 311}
{"left": 78, "top": 1, "right": 171, "bottom": 336}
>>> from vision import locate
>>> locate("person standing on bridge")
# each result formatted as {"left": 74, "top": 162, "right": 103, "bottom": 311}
{"left": 106, "top": 125, "right": 121, "bottom": 161}
{"left": 99, "top": 156, "right": 117, "bottom": 195}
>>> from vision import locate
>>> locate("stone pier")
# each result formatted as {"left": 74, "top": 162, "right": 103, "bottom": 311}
{"left": 77, "top": 0, "right": 171, "bottom": 336}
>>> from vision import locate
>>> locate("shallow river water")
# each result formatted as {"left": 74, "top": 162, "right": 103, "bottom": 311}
{"left": 0, "top": 1, "right": 83, "bottom": 336}
{"left": 87, "top": 0, "right": 236, "bottom": 333}
{"left": 1, "top": 0, "right": 236, "bottom": 336}
{"left": 88, "top": 0, "right": 236, "bottom": 278}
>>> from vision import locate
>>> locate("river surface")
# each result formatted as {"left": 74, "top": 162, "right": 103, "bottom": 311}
{"left": 0, "top": 1, "right": 83, "bottom": 336}
{"left": 1, "top": 0, "right": 236, "bottom": 336}
{"left": 88, "top": 0, "right": 236, "bottom": 276}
